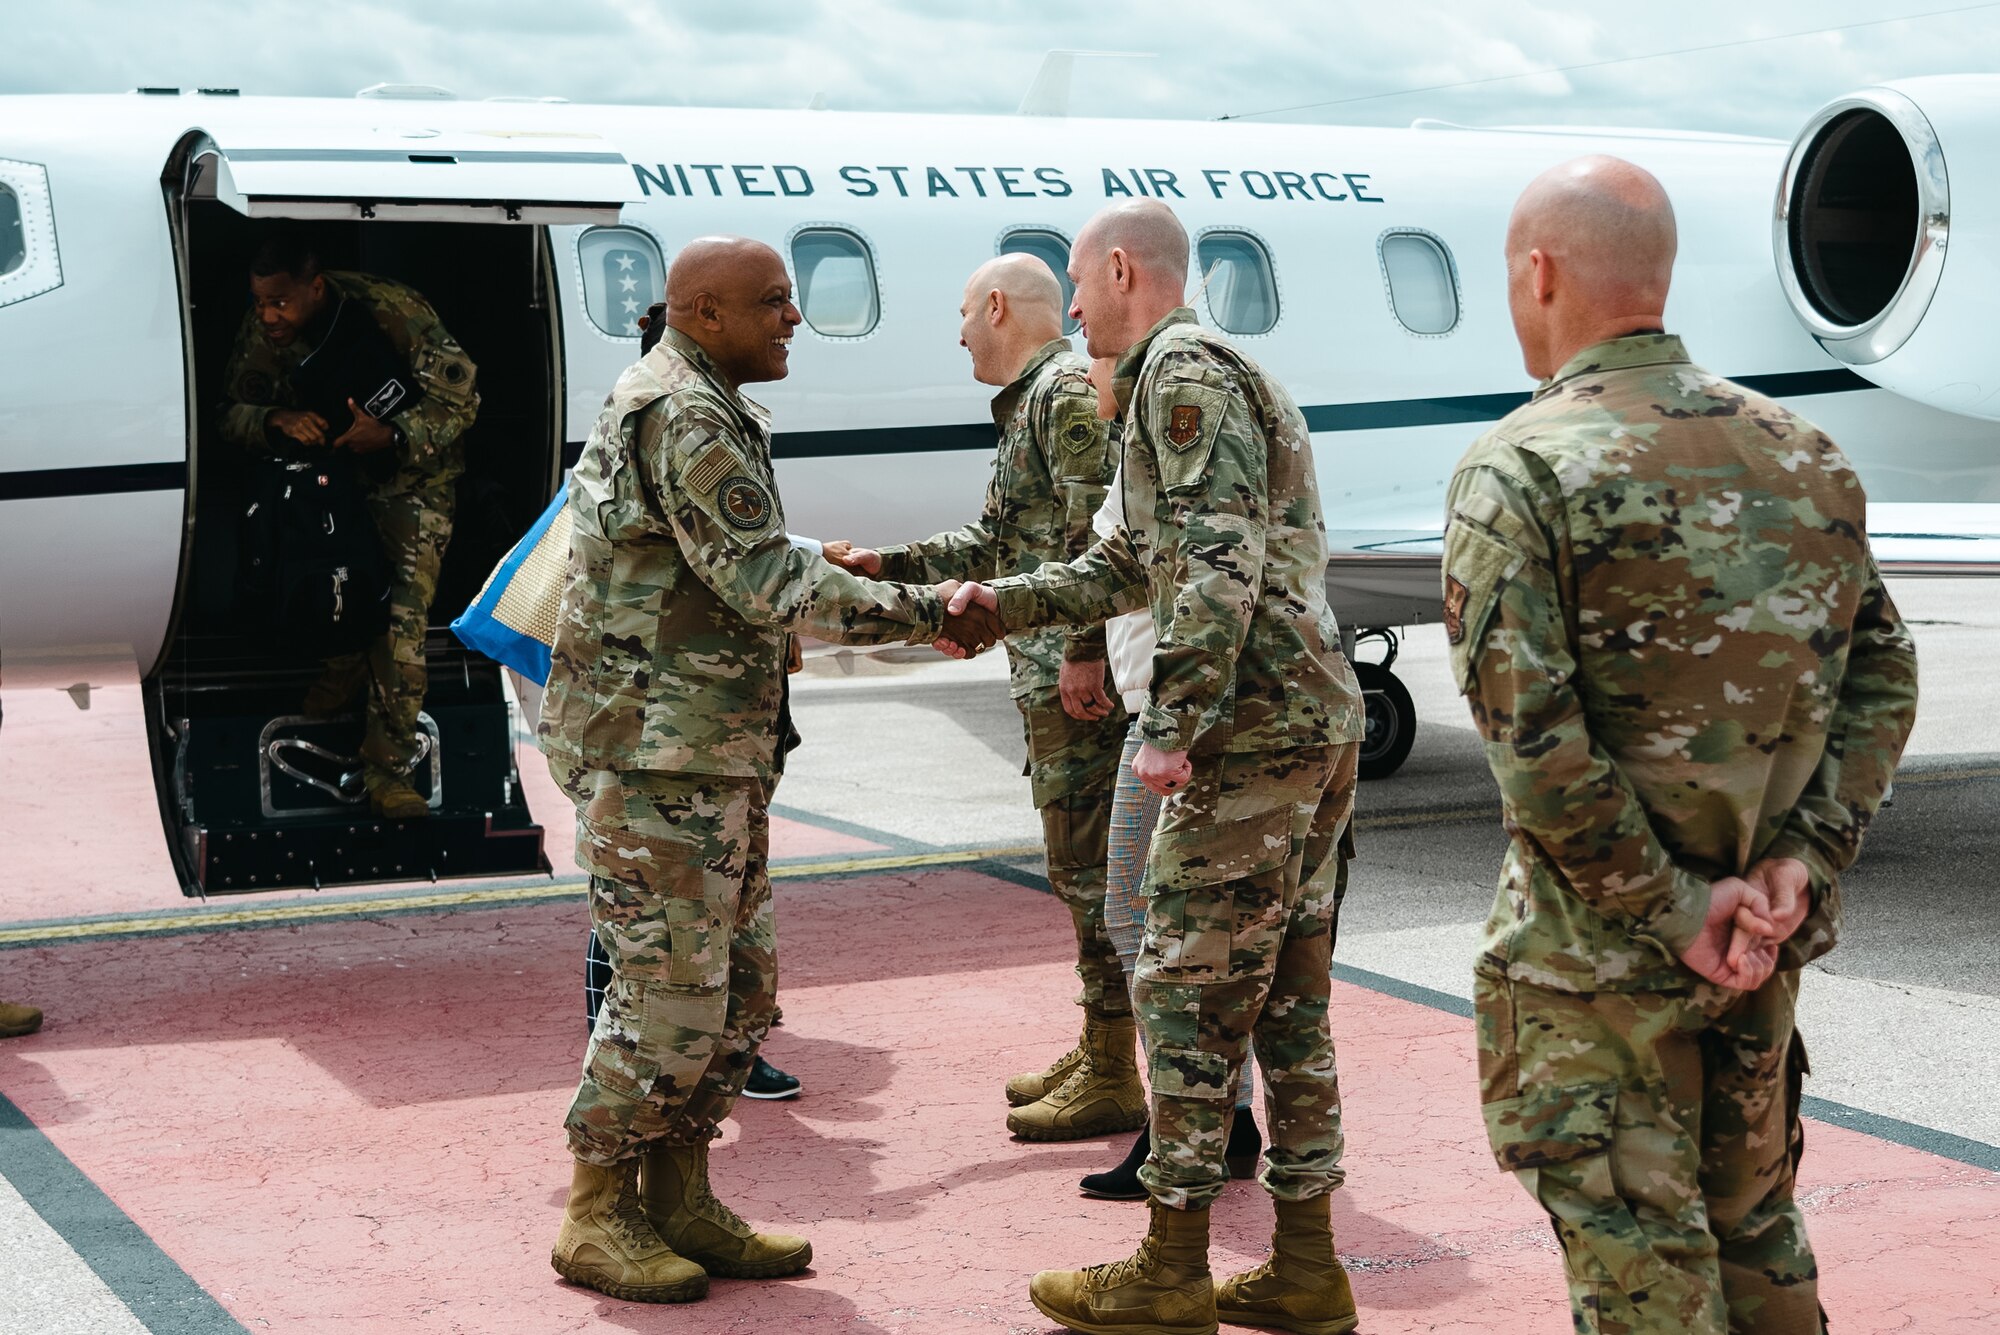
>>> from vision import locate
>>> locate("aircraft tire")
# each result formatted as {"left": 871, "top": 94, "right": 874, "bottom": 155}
{"left": 1355, "top": 662, "right": 1416, "bottom": 781}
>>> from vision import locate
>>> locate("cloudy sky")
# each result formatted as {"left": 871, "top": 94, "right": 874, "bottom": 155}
{"left": 4, "top": 1, "right": 1997, "bottom": 139}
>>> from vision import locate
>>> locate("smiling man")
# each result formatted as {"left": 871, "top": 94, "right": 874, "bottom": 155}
{"left": 537, "top": 235, "right": 980, "bottom": 1306}
{"left": 218, "top": 231, "right": 480, "bottom": 820}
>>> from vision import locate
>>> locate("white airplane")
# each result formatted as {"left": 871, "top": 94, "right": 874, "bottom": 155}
{"left": 2, "top": 79, "right": 1995, "bottom": 896}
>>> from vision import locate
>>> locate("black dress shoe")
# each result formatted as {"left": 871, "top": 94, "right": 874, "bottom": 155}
{"left": 1079, "top": 1125, "right": 1151, "bottom": 1200}
{"left": 743, "top": 1055, "right": 802, "bottom": 1100}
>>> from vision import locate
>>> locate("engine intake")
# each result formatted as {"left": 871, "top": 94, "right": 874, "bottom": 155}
{"left": 1774, "top": 77, "right": 2000, "bottom": 419}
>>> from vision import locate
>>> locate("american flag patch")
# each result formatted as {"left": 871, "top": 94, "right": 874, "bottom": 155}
{"left": 682, "top": 442, "right": 737, "bottom": 497}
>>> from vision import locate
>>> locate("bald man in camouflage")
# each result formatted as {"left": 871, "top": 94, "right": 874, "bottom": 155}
{"left": 947, "top": 200, "right": 1366, "bottom": 1335}
{"left": 826, "top": 253, "right": 1139, "bottom": 1143}
{"left": 539, "top": 236, "right": 990, "bottom": 1304}
{"left": 1451, "top": 156, "right": 1918, "bottom": 1334}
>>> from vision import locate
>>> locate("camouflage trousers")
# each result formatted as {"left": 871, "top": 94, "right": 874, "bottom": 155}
{"left": 1475, "top": 967, "right": 1820, "bottom": 1335}
{"left": 552, "top": 759, "right": 778, "bottom": 1166}
{"left": 1135, "top": 743, "right": 1356, "bottom": 1209}
{"left": 338, "top": 480, "right": 453, "bottom": 790}
{"left": 1021, "top": 687, "right": 1130, "bottom": 1020}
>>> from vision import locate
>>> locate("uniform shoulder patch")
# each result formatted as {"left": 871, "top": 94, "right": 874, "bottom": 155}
{"left": 681, "top": 440, "right": 738, "bottom": 498}
{"left": 1443, "top": 576, "right": 1469, "bottom": 644}
{"left": 717, "top": 474, "right": 774, "bottom": 531}
{"left": 1167, "top": 404, "right": 1202, "bottom": 448}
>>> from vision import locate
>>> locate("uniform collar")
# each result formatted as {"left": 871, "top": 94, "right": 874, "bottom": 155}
{"left": 991, "top": 337, "right": 1073, "bottom": 423}
{"left": 652, "top": 327, "right": 771, "bottom": 435}
{"left": 1110, "top": 307, "right": 1197, "bottom": 417}
{"left": 1535, "top": 333, "right": 1690, "bottom": 400}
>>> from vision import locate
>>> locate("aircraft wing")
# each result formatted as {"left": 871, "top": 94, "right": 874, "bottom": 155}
{"left": 1324, "top": 501, "right": 2000, "bottom": 634}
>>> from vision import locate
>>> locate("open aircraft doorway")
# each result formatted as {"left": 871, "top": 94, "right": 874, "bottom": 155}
{"left": 144, "top": 128, "right": 629, "bottom": 895}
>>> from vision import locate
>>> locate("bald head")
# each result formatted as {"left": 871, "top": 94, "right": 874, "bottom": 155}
{"left": 661, "top": 235, "right": 800, "bottom": 387}
{"left": 966, "top": 253, "right": 1065, "bottom": 323}
{"left": 958, "top": 253, "right": 1066, "bottom": 386}
{"left": 1505, "top": 156, "right": 1678, "bottom": 379}
{"left": 1076, "top": 199, "right": 1190, "bottom": 289}
{"left": 1068, "top": 200, "right": 1191, "bottom": 359}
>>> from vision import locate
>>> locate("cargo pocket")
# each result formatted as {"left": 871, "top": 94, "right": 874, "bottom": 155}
{"left": 577, "top": 815, "right": 724, "bottom": 991}
{"left": 1151, "top": 1045, "right": 1232, "bottom": 1101}
{"left": 1442, "top": 517, "right": 1524, "bottom": 694}
{"left": 1485, "top": 1080, "right": 1640, "bottom": 1292}
{"left": 583, "top": 1023, "right": 661, "bottom": 1102}
{"left": 1143, "top": 804, "right": 1293, "bottom": 980}
{"left": 1482, "top": 1079, "right": 1617, "bottom": 1174}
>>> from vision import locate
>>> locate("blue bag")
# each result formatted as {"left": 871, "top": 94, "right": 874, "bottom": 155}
{"left": 450, "top": 489, "right": 572, "bottom": 685}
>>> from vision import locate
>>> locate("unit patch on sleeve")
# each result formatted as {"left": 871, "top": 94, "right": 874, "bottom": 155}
{"left": 718, "top": 475, "right": 774, "bottom": 531}
{"left": 1167, "top": 404, "right": 1203, "bottom": 448}
{"left": 1443, "top": 576, "right": 1469, "bottom": 644}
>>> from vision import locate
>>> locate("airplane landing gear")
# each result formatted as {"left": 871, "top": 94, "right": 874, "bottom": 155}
{"left": 1351, "top": 627, "right": 1416, "bottom": 781}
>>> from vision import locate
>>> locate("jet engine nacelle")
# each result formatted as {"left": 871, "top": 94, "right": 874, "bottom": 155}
{"left": 1775, "top": 75, "right": 2000, "bottom": 420}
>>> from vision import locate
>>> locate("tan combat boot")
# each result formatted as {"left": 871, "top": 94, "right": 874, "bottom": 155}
{"left": 0, "top": 1002, "right": 44, "bottom": 1038}
{"left": 1007, "top": 1013, "right": 1146, "bottom": 1141}
{"left": 369, "top": 777, "right": 430, "bottom": 821}
{"left": 1006, "top": 1020, "right": 1092, "bottom": 1107}
{"left": 1029, "top": 1200, "right": 1217, "bottom": 1335}
{"left": 550, "top": 1157, "right": 708, "bottom": 1303}
{"left": 641, "top": 1139, "right": 813, "bottom": 1278}
{"left": 1214, "top": 1193, "right": 1358, "bottom": 1335}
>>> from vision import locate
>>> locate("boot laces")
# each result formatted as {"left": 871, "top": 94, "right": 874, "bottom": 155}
{"left": 1084, "top": 1235, "right": 1159, "bottom": 1290}
{"left": 609, "top": 1181, "right": 660, "bottom": 1251}
{"left": 1048, "top": 1054, "right": 1100, "bottom": 1102}
{"left": 691, "top": 1164, "right": 751, "bottom": 1235}
{"left": 1042, "top": 1041, "right": 1086, "bottom": 1081}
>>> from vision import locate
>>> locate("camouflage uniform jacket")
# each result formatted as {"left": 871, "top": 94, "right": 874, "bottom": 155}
{"left": 873, "top": 338, "right": 1115, "bottom": 698}
{"left": 1445, "top": 334, "right": 1919, "bottom": 994}
{"left": 218, "top": 270, "right": 480, "bottom": 494}
{"left": 540, "top": 328, "right": 946, "bottom": 781}
{"left": 990, "top": 308, "right": 1362, "bottom": 756}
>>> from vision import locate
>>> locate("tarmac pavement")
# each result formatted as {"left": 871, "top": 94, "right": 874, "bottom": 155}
{"left": 0, "top": 576, "right": 1993, "bottom": 1332}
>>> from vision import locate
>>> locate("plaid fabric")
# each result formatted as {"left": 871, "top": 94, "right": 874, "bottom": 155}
{"left": 1103, "top": 722, "right": 1253, "bottom": 1109}
{"left": 584, "top": 927, "right": 612, "bottom": 1031}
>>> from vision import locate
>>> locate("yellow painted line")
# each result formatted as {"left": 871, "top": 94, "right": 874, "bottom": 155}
{"left": 1893, "top": 764, "right": 2000, "bottom": 786}
{"left": 0, "top": 844, "right": 1049, "bottom": 949}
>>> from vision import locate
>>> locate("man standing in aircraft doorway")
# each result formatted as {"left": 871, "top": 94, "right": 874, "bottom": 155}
{"left": 825, "top": 253, "right": 1144, "bottom": 1143}
{"left": 942, "top": 200, "right": 1367, "bottom": 1335}
{"left": 538, "top": 236, "right": 994, "bottom": 1305}
{"left": 219, "top": 232, "right": 480, "bottom": 821}
{"left": 1449, "top": 156, "right": 1918, "bottom": 1334}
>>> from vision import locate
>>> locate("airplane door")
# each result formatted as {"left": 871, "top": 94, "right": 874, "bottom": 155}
{"left": 150, "top": 123, "right": 633, "bottom": 896}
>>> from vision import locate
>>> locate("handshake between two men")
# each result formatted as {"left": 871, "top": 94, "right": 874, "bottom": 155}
{"left": 823, "top": 544, "right": 1200, "bottom": 801}
{"left": 818, "top": 541, "right": 1006, "bottom": 660}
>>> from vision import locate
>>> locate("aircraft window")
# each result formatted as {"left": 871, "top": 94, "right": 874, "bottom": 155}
{"left": 792, "top": 228, "right": 880, "bottom": 337}
{"left": 1000, "top": 229, "right": 1078, "bottom": 333}
{"left": 1379, "top": 231, "right": 1460, "bottom": 335}
{"left": 0, "top": 160, "right": 62, "bottom": 309}
{"left": 0, "top": 185, "right": 22, "bottom": 276}
{"left": 577, "top": 226, "right": 664, "bottom": 338}
{"left": 1196, "top": 231, "right": 1279, "bottom": 336}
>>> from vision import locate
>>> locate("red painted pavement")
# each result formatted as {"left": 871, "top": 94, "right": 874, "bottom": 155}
{"left": 0, "top": 868, "right": 1995, "bottom": 1333}
{"left": 0, "top": 685, "right": 880, "bottom": 925}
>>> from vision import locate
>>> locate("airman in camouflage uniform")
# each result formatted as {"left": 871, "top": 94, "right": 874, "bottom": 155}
{"left": 220, "top": 241, "right": 479, "bottom": 819}
{"left": 835, "top": 253, "right": 1136, "bottom": 1140}
{"left": 959, "top": 200, "right": 1366, "bottom": 1335}
{"left": 1452, "top": 158, "right": 1919, "bottom": 1335}
{"left": 538, "top": 237, "right": 952, "bottom": 1305}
